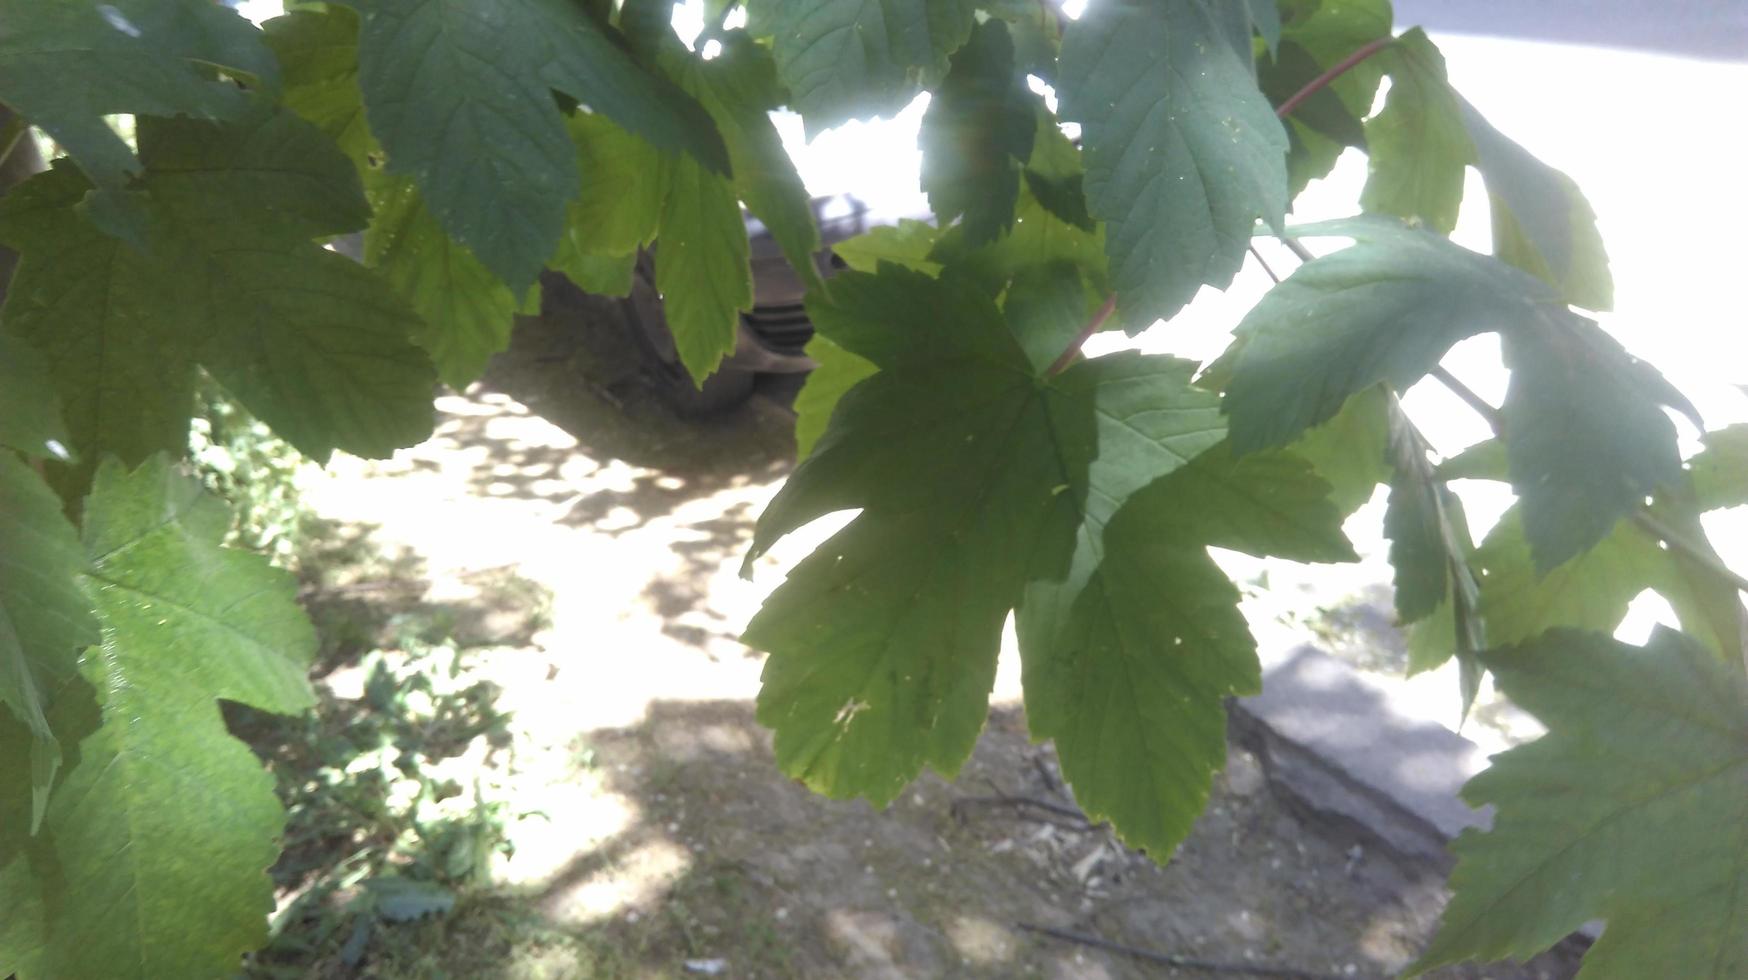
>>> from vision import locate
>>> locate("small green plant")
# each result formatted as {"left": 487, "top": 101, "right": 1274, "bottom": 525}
{"left": 189, "top": 376, "right": 315, "bottom": 567}
{"left": 234, "top": 630, "right": 516, "bottom": 977}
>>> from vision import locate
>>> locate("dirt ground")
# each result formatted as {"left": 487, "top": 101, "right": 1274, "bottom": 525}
{"left": 283, "top": 297, "right": 1582, "bottom": 979}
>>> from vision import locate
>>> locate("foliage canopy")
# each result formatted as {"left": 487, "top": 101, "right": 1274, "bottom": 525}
{"left": 0, "top": 0, "right": 1743, "bottom": 975}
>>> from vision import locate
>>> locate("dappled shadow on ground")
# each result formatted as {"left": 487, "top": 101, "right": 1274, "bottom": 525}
{"left": 376, "top": 699, "right": 1581, "bottom": 980}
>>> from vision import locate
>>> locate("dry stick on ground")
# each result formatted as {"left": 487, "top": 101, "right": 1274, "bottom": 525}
{"left": 1016, "top": 921, "right": 1360, "bottom": 980}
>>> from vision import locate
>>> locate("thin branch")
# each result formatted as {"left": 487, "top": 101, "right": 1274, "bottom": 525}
{"left": 1274, "top": 35, "right": 1395, "bottom": 120}
{"left": 1420, "top": 366, "right": 1748, "bottom": 673}
{"left": 1248, "top": 244, "right": 1282, "bottom": 284}
{"left": 1428, "top": 366, "right": 1505, "bottom": 434}
{"left": 1046, "top": 294, "right": 1118, "bottom": 377}
{"left": 1015, "top": 922, "right": 1357, "bottom": 979}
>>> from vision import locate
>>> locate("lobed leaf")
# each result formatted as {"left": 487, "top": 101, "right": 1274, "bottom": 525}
{"left": 919, "top": 19, "right": 1036, "bottom": 246}
{"left": 746, "top": 0, "right": 977, "bottom": 136}
{"left": 1058, "top": 0, "right": 1288, "bottom": 327}
{"left": 0, "top": 0, "right": 277, "bottom": 192}
{"left": 1501, "top": 313, "right": 1691, "bottom": 570}
{"left": 0, "top": 456, "right": 315, "bottom": 980}
{"left": 1415, "top": 628, "right": 1748, "bottom": 978}
{"left": 346, "top": 0, "right": 728, "bottom": 292}
{"left": 1219, "top": 219, "right": 1559, "bottom": 453}
{"left": 1359, "top": 29, "right": 1470, "bottom": 234}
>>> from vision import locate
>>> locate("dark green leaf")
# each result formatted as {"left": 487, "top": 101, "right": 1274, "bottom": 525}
{"left": 1022, "top": 106, "right": 1094, "bottom": 231}
{"left": 1360, "top": 29, "right": 1471, "bottom": 234}
{"left": 1415, "top": 628, "right": 1748, "bottom": 978}
{"left": 1058, "top": 0, "right": 1288, "bottom": 325}
{"left": 1248, "top": 0, "right": 1283, "bottom": 54}
{"left": 0, "top": 334, "right": 74, "bottom": 462}
{"left": 979, "top": 0, "right": 1061, "bottom": 78}
{"left": 142, "top": 108, "right": 370, "bottom": 242}
{"left": 0, "top": 164, "right": 205, "bottom": 492}
{"left": 1502, "top": 314, "right": 1688, "bottom": 571}
{"left": 348, "top": 0, "right": 728, "bottom": 291}
{"left": 746, "top": 0, "right": 977, "bottom": 135}
{"left": 1384, "top": 401, "right": 1468, "bottom": 624}
{"left": 1220, "top": 219, "right": 1559, "bottom": 452}
{"left": 0, "top": 149, "right": 435, "bottom": 482}
{"left": 365, "top": 174, "right": 527, "bottom": 388}
{"left": 1001, "top": 261, "right": 1098, "bottom": 375}
{"left": 744, "top": 266, "right": 1233, "bottom": 824}
{"left": 0, "top": 456, "right": 315, "bottom": 980}
{"left": 920, "top": 20, "right": 1035, "bottom": 245}
{"left": 0, "top": 454, "right": 96, "bottom": 830}
{"left": 0, "top": 0, "right": 277, "bottom": 192}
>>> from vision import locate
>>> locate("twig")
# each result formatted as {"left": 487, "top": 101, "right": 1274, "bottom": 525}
{"left": 1273, "top": 36, "right": 1395, "bottom": 120}
{"left": 1045, "top": 294, "right": 1118, "bottom": 377}
{"left": 1015, "top": 922, "right": 1356, "bottom": 979}
{"left": 1418, "top": 364, "right": 1748, "bottom": 673}
{"left": 1428, "top": 366, "right": 1504, "bottom": 433}
{"left": 1248, "top": 244, "right": 1282, "bottom": 285}
{"left": 953, "top": 793, "right": 1097, "bottom": 829}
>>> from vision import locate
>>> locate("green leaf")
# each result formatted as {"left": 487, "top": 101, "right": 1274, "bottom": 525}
{"left": 919, "top": 20, "right": 1035, "bottom": 246}
{"left": 1436, "top": 438, "right": 1509, "bottom": 483}
{"left": 0, "top": 0, "right": 277, "bottom": 193}
{"left": 792, "top": 334, "right": 877, "bottom": 460}
{"left": 1383, "top": 402, "right": 1468, "bottom": 624}
{"left": 1001, "top": 261, "right": 1099, "bottom": 375}
{"left": 263, "top": 5, "right": 376, "bottom": 165}
{"left": 979, "top": 0, "right": 1061, "bottom": 79}
{"left": 0, "top": 137, "right": 434, "bottom": 483}
{"left": 834, "top": 219, "right": 943, "bottom": 275}
{"left": 0, "top": 164, "right": 205, "bottom": 492}
{"left": 1502, "top": 314, "right": 1689, "bottom": 571}
{"left": 0, "top": 456, "right": 315, "bottom": 980}
{"left": 549, "top": 242, "right": 636, "bottom": 297}
{"left": 1058, "top": 0, "right": 1288, "bottom": 326}
{"left": 0, "top": 455, "right": 97, "bottom": 830}
{"left": 746, "top": 0, "right": 977, "bottom": 135}
{"left": 1257, "top": 0, "right": 1392, "bottom": 196}
{"left": 347, "top": 0, "right": 729, "bottom": 292}
{"left": 566, "top": 112, "right": 665, "bottom": 257}
{"left": 1219, "top": 219, "right": 1559, "bottom": 453}
{"left": 744, "top": 265, "right": 1231, "bottom": 818}
{"left": 1359, "top": 29, "right": 1471, "bottom": 234}
{"left": 1415, "top": 628, "right": 1748, "bottom": 978}
{"left": 1278, "top": 384, "right": 1391, "bottom": 517}
{"left": 1248, "top": 0, "right": 1283, "bottom": 54}
{"left": 655, "top": 151, "right": 752, "bottom": 383}
{"left": 1689, "top": 424, "right": 1748, "bottom": 512}
{"left": 672, "top": 33, "right": 824, "bottom": 295}
{"left": 1018, "top": 435, "right": 1353, "bottom": 855}
{"left": 1474, "top": 508, "right": 1660, "bottom": 649}
{"left": 365, "top": 174, "right": 525, "bottom": 388}
{"left": 140, "top": 108, "right": 371, "bottom": 242}
{"left": 0, "top": 335, "right": 74, "bottom": 462}
{"left": 1462, "top": 100, "right": 1613, "bottom": 311}
{"left": 1022, "top": 104, "right": 1094, "bottom": 232}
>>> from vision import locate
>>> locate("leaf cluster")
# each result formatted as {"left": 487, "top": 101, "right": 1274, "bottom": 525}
{"left": 0, "top": 1, "right": 1742, "bottom": 976}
